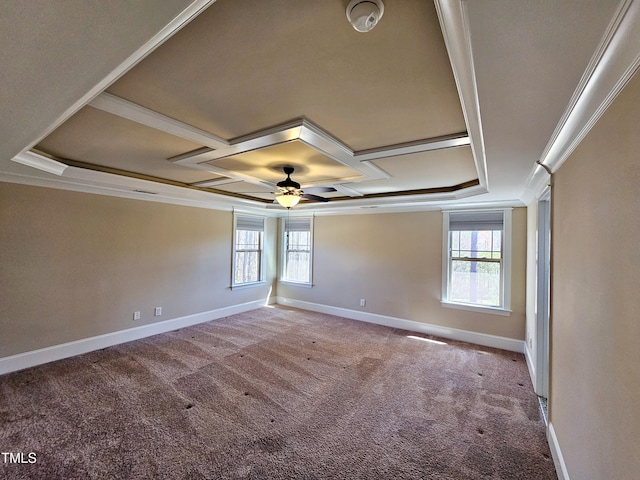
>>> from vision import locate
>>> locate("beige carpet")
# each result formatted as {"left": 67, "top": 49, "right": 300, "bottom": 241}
{"left": 0, "top": 306, "right": 556, "bottom": 479}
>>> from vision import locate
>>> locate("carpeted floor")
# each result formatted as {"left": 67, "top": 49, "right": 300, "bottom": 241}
{"left": 0, "top": 306, "right": 556, "bottom": 479}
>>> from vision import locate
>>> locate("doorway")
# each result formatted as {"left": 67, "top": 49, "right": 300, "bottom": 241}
{"left": 535, "top": 188, "right": 551, "bottom": 406}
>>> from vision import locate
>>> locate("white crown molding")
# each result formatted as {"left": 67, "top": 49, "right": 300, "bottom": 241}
{"left": 266, "top": 182, "right": 490, "bottom": 214}
{"left": 434, "top": 0, "right": 489, "bottom": 191}
{"left": 0, "top": 165, "right": 280, "bottom": 216}
{"left": 277, "top": 297, "right": 524, "bottom": 352}
{"left": 11, "top": 151, "right": 68, "bottom": 176}
{"left": 0, "top": 298, "right": 273, "bottom": 376}
{"left": 15, "top": 0, "right": 216, "bottom": 158}
{"left": 521, "top": 163, "right": 552, "bottom": 205}
{"left": 538, "top": 0, "right": 640, "bottom": 174}
{"left": 1, "top": 151, "right": 495, "bottom": 217}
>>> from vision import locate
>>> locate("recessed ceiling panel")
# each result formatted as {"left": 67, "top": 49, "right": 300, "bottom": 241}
{"left": 36, "top": 107, "right": 224, "bottom": 184}
{"left": 354, "top": 146, "right": 478, "bottom": 194}
{"left": 107, "top": 0, "right": 465, "bottom": 151}
{"left": 206, "top": 140, "right": 363, "bottom": 185}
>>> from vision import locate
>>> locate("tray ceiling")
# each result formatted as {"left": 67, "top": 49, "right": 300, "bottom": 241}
{"left": 7, "top": 0, "right": 625, "bottom": 212}
{"left": 30, "top": 0, "right": 478, "bottom": 208}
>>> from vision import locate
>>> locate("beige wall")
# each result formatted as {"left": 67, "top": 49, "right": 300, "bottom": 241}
{"left": 0, "top": 183, "right": 276, "bottom": 358}
{"left": 279, "top": 207, "right": 527, "bottom": 340}
{"left": 551, "top": 70, "right": 640, "bottom": 479}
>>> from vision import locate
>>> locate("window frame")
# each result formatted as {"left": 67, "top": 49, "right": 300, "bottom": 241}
{"left": 279, "top": 216, "right": 314, "bottom": 287}
{"left": 231, "top": 213, "right": 266, "bottom": 289}
{"left": 441, "top": 209, "right": 512, "bottom": 316}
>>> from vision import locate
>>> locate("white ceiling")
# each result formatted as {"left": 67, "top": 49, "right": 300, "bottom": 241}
{"left": 1, "top": 0, "right": 635, "bottom": 215}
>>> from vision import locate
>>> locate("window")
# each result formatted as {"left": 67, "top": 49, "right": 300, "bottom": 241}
{"left": 442, "top": 209, "right": 512, "bottom": 314}
{"left": 281, "top": 217, "right": 313, "bottom": 285}
{"left": 232, "top": 214, "right": 265, "bottom": 287}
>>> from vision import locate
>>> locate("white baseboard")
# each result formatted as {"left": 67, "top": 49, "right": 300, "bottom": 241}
{"left": 0, "top": 298, "right": 272, "bottom": 375}
{"left": 548, "top": 423, "right": 570, "bottom": 480}
{"left": 525, "top": 344, "right": 536, "bottom": 388}
{"left": 276, "top": 297, "right": 524, "bottom": 353}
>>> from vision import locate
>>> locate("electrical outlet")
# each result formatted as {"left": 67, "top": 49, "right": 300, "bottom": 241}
{"left": 360, "top": 299, "right": 366, "bottom": 307}
{"left": 133, "top": 311, "right": 141, "bottom": 321}
{"left": 154, "top": 307, "right": 162, "bottom": 316}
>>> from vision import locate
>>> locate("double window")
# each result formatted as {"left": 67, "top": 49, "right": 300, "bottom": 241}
{"left": 281, "top": 217, "right": 313, "bottom": 285}
{"left": 442, "top": 209, "right": 511, "bottom": 314}
{"left": 232, "top": 214, "right": 265, "bottom": 287}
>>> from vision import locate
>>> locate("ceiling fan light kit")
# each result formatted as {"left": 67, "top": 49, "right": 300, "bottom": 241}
{"left": 273, "top": 166, "right": 333, "bottom": 208}
{"left": 346, "top": 0, "right": 384, "bottom": 33}
{"left": 276, "top": 192, "right": 301, "bottom": 209}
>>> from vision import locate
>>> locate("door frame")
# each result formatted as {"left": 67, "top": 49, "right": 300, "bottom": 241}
{"left": 535, "top": 187, "right": 551, "bottom": 398}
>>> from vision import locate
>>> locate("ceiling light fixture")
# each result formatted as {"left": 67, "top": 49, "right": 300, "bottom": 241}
{"left": 346, "top": 0, "right": 384, "bottom": 33}
{"left": 276, "top": 192, "right": 301, "bottom": 209}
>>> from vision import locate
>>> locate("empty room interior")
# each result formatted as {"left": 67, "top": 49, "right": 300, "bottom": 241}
{"left": 1, "top": 1, "right": 638, "bottom": 478}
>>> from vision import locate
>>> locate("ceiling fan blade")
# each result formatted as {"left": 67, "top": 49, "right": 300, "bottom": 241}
{"left": 301, "top": 193, "right": 329, "bottom": 203}
{"left": 304, "top": 186, "right": 336, "bottom": 193}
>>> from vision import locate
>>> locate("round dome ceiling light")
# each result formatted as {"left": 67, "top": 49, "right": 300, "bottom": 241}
{"left": 346, "top": 0, "right": 385, "bottom": 33}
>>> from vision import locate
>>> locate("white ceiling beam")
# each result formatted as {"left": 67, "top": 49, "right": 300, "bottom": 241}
{"left": 89, "top": 92, "right": 229, "bottom": 149}
{"left": 434, "top": 0, "right": 489, "bottom": 193}
{"left": 354, "top": 133, "right": 470, "bottom": 162}
{"left": 12, "top": 151, "right": 68, "bottom": 176}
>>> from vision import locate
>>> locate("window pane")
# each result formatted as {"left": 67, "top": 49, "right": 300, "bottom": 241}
{"left": 452, "top": 229, "right": 501, "bottom": 260}
{"left": 288, "top": 231, "right": 310, "bottom": 251}
{"left": 285, "top": 251, "right": 310, "bottom": 283}
{"left": 283, "top": 223, "right": 312, "bottom": 283}
{"left": 236, "top": 230, "right": 260, "bottom": 249}
{"left": 459, "top": 231, "right": 471, "bottom": 250}
{"left": 451, "top": 231, "right": 460, "bottom": 255}
{"left": 450, "top": 259, "right": 501, "bottom": 306}
{"left": 235, "top": 251, "right": 259, "bottom": 283}
{"left": 235, "top": 229, "right": 262, "bottom": 284}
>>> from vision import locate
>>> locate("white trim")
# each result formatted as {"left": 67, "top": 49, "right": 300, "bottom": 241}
{"left": 277, "top": 280, "right": 313, "bottom": 288}
{"left": 503, "top": 207, "right": 513, "bottom": 311}
{"left": 441, "top": 301, "right": 511, "bottom": 317}
{"left": 434, "top": 0, "right": 489, "bottom": 192}
{"left": 521, "top": 162, "right": 551, "bottom": 206}
{"left": 525, "top": 344, "right": 536, "bottom": 389}
{"left": 11, "top": 151, "right": 68, "bottom": 176}
{"left": 548, "top": 423, "right": 571, "bottom": 480}
{"left": 276, "top": 297, "right": 524, "bottom": 353}
{"left": 442, "top": 211, "right": 450, "bottom": 303}
{"left": 89, "top": 92, "right": 229, "bottom": 149}
{"left": 354, "top": 133, "right": 470, "bottom": 162}
{"left": 228, "top": 281, "right": 266, "bottom": 291}
{"left": 538, "top": 0, "right": 640, "bottom": 174}
{"left": 0, "top": 298, "right": 270, "bottom": 376}
{"left": 0, "top": 167, "right": 275, "bottom": 216}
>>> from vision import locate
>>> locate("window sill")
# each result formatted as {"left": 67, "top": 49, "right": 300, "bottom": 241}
{"left": 441, "top": 301, "right": 512, "bottom": 317}
{"left": 278, "top": 280, "right": 313, "bottom": 288}
{"left": 230, "top": 281, "right": 266, "bottom": 291}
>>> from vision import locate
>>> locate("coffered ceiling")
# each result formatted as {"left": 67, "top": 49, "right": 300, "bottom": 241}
{"left": 1, "top": 0, "right": 635, "bottom": 213}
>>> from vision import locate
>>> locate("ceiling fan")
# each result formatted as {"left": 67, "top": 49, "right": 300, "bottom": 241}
{"left": 274, "top": 166, "right": 335, "bottom": 208}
